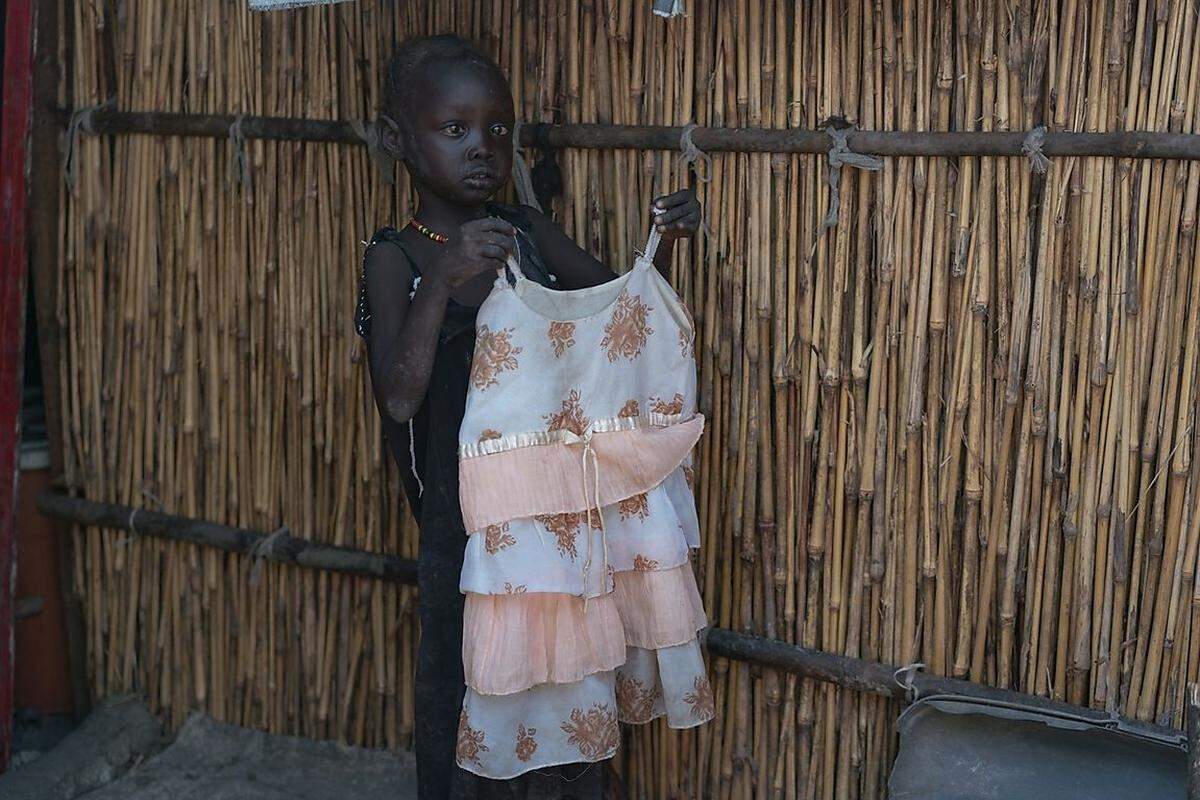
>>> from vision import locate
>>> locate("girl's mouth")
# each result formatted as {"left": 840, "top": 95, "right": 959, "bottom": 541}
{"left": 463, "top": 171, "right": 499, "bottom": 189}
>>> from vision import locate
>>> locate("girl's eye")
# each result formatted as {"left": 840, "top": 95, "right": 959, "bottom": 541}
{"left": 443, "top": 124, "right": 465, "bottom": 137}
{"left": 492, "top": 124, "right": 511, "bottom": 137}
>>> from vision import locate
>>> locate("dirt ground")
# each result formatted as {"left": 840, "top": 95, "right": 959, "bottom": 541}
{"left": 0, "top": 695, "right": 417, "bottom": 799}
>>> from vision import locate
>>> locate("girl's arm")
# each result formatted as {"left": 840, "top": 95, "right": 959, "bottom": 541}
{"left": 522, "top": 208, "right": 615, "bottom": 289}
{"left": 365, "top": 218, "right": 517, "bottom": 423}
{"left": 364, "top": 242, "right": 453, "bottom": 424}
{"left": 649, "top": 190, "right": 701, "bottom": 275}
{"left": 523, "top": 189, "right": 702, "bottom": 288}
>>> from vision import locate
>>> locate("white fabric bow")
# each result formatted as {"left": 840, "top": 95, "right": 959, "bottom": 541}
{"left": 561, "top": 425, "right": 609, "bottom": 606}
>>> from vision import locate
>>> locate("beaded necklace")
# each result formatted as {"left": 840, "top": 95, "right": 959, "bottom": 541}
{"left": 408, "top": 219, "right": 450, "bottom": 243}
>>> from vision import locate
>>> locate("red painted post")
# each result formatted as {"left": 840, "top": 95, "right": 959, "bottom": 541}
{"left": 1, "top": 0, "right": 36, "bottom": 773}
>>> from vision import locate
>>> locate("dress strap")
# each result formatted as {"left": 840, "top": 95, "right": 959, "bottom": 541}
{"left": 641, "top": 224, "right": 663, "bottom": 267}
{"left": 498, "top": 227, "right": 526, "bottom": 285}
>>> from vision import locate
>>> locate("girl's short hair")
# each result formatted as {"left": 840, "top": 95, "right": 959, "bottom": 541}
{"left": 382, "top": 35, "right": 506, "bottom": 121}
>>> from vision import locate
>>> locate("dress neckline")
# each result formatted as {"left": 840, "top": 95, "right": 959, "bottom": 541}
{"left": 496, "top": 227, "right": 663, "bottom": 324}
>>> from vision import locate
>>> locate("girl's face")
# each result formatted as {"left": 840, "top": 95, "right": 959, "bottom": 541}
{"left": 399, "top": 63, "right": 515, "bottom": 208}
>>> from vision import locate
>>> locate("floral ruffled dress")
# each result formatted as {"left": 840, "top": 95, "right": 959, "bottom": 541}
{"left": 454, "top": 226, "right": 714, "bottom": 779}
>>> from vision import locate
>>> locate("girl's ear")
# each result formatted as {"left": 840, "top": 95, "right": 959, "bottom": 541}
{"left": 379, "top": 114, "right": 404, "bottom": 161}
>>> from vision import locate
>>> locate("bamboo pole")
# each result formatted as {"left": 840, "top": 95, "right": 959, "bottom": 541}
{"left": 58, "top": 106, "right": 1200, "bottom": 158}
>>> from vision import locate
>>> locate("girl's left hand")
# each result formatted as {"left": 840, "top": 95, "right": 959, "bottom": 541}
{"left": 652, "top": 189, "right": 702, "bottom": 240}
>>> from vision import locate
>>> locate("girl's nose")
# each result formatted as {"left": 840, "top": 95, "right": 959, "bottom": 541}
{"left": 467, "top": 136, "right": 495, "bottom": 161}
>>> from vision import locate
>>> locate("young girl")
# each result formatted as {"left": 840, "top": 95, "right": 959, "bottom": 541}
{"left": 356, "top": 35, "right": 701, "bottom": 799}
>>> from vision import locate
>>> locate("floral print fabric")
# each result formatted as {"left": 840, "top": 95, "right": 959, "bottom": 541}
{"left": 600, "top": 291, "right": 655, "bottom": 362}
{"left": 470, "top": 325, "right": 523, "bottom": 391}
{"left": 458, "top": 642, "right": 711, "bottom": 779}
{"left": 459, "top": 467, "right": 699, "bottom": 598}
{"left": 456, "top": 231, "right": 712, "bottom": 779}
{"left": 459, "top": 241, "right": 698, "bottom": 453}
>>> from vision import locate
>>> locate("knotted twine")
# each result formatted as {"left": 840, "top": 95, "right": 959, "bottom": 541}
{"left": 227, "top": 114, "right": 253, "bottom": 196}
{"left": 350, "top": 119, "right": 396, "bottom": 185}
{"left": 678, "top": 123, "right": 712, "bottom": 183}
{"left": 1022, "top": 124, "right": 1051, "bottom": 174}
{"left": 675, "top": 124, "right": 715, "bottom": 242}
{"left": 893, "top": 662, "right": 926, "bottom": 703}
{"left": 121, "top": 488, "right": 165, "bottom": 548}
{"left": 249, "top": 525, "right": 293, "bottom": 587}
{"left": 64, "top": 101, "right": 112, "bottom": 192}
{"left": 511, "top": 122, "right": 542, "bottom": 212}
{"left": 820, "top": 125, "right": 883, "bottom": 231}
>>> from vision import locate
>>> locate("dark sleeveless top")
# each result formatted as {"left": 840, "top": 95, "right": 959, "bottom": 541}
{"left": 355, "top": 202, "right": 557, "bottom": 526}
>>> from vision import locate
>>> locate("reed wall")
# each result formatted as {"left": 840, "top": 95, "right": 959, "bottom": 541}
{"left": 57, "top": 0, "right": 1200, "bottom": 797}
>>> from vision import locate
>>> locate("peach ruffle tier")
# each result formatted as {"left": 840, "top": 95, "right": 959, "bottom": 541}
{"left": 458, "top": 414, "right": 704, "bottom": 531}
{"left": 463, "top": 565, "right": 708, "bottom": 695}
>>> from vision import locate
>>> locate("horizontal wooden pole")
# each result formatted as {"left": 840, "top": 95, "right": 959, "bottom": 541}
{"left": 62, "top": 107, "right": 363, "bottom": 145}
{"left": 59, "top": 107, "right": 1200, "bottom": 159}
{"left": 704, "top": 628, "right": 1184, "bottom": 746}
{"left": 36, "top": 492, "right": 418, "bottom": 585}
{"left": 538, "top": 125, "right": 1200, "bottom": 159}
{"left": 38, "top": 491, "right": 1188, "bottom": 746}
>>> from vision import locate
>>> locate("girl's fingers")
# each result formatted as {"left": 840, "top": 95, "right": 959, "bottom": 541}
{"left": 656, "top": 206, "right": 702, "bottom": 231}
{"left": 652, "top": 189, "right": 694, "bottom": 211}
{"left": 479, "top": 231, "right": 517, "bottom": 254}
{"left": 657, "top": 211, "right": 702, "bottom": 236}
{"left": 654, "top": 203, "right": 698, "bottom": 227}
{"left": 472, "top": 217, "right": 518, "bottom": 236}
{"left": 479, "top": 244, "right": 509, "bottom": 261}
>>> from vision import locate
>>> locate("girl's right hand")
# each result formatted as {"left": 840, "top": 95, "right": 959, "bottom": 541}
{"left": 430, "top": 218, "right": 517, "bottom": 288}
